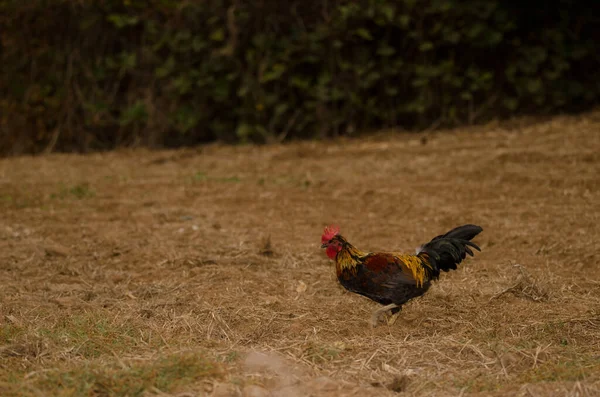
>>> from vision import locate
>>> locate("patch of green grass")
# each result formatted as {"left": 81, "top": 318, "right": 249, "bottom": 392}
{"left": 219, "top": 176, "right": 241, "bottom": 183}
{"left": 0, "top": 312, "right": 225, "bottom": 397}
{"left": 221, "top": 351, "right": 240, "bottom": 363}
{"left": 192, "top": 172, "right": 240, "bottom": 183}
{"left": 193, "top": 171, "right": 209, "bottom": 181}
{"left": 518, "top": 358, "right": 600, "bottom": 383}
{"left": 514, "top": 320, "right": 579, "bottom": 349}
{"left": 0, "top": 194, "right": 13, "bottom": 203}
{"left": 0, "top": 324, "right": 23, "bottom": 344}
{"left": 0, "top": 192, "right": 40, "bottom": 208}
{"left": 50, "top": 183, "right": 95, "bottom": 200}
{"left": 8, "top": 352, "right": 222, "bottom": 397}
{"left": 256, "top": 176, "right": 311, "bottom": 189}
{"left": 37, "top": 313, "right": 141, "bottom": 359}
{"left": 304, "top": 342, "right": 344, "bottom": 364}
{"left": 1, "top": 311, "right": 222, "bottom": 396}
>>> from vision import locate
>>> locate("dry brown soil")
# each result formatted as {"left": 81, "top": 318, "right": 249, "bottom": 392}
{"left": 1, "top": 112, "right": 599, "bottom": 396}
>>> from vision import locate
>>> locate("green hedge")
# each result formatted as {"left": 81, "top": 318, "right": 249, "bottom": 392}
{"left": 1, "top": 0, "right": 599, "bottom": 154}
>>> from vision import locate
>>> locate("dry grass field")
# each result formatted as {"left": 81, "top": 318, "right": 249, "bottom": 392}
{"left": 1, "top": 112, "right": 599, "bottom": 396}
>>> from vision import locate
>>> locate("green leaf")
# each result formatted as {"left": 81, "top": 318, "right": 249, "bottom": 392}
{"left": 192, "top": 37, "right": 207, "bottom": 52}
{"left": 155, "top": 57, "right": 175, "bottom": 78}
{"left": 398, "top": 15, "right": 410, "bottom": 28}
{"left": 290, "top": 76, "right": 311, "bottom": 90}
{"left": 212, "top": 79, "right": 230, "bottom": 102}
{"left": 377, "top": 45, "right": 396, "bottom": 57}
{"left": 385, "top": 86, "right": 399, "bottom": 96}
{"left": 173, "top": 75, "right": 192, "bottom": 95}
{"left": 380, "top": 4, "right": 395, "bottom": 21}
{"left": 274, "top": 103, "right": 289, "bottom": 117}
{"left": 236, "top": 123, "right": 254, "bottom": 139}
{"left": 318, "top": 72, "right": 331, "bottom": 86}
{"left": 210, "top": 29, "right": 225, "bottom": 42}
{"left": 503, "top": 97, "right": 519, "bottom": 111}
{"left": 419, "top": 42, "right": 434, "bottom": 52}
{"left": 107, "top": 14, "right": 139, "bottom": 29}
{"left": 355, "top": 28, "right": 373, "bottom": 40}
{"left": 119, "top": 52, "right": 137, "bottom": 75}
{"left": 526, "top": 79, "right": 542, "bottom": 94}
{"left": 261, "top": 64, "right": 286, "bottom": 83}
{"left": 174, "top": 106, "right": 200, "bottom": 133}
{"left": 119, "top": 101, "right": 148, "bottom": 126}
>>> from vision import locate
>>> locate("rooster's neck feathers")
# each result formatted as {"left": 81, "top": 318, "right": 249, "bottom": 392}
{"left": 334, "top": 237, "right": 367, "bottom": 275}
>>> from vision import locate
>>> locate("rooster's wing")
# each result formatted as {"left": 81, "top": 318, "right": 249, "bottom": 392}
{"left": 339, "top": 253, "right": 429, "bottom": 305}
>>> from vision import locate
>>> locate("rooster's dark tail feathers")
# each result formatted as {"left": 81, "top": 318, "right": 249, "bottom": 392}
{"left": 418, "top": 224, "right": 483, "bottom": 276}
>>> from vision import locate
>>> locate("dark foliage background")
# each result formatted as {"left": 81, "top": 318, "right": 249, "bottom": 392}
{"left": 1, "top": 0, "right": 599, "bottom": 154}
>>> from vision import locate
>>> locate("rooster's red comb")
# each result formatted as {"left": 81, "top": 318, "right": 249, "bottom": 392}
{"left": 321, "top": 225, "right": 340, "bottom": 243}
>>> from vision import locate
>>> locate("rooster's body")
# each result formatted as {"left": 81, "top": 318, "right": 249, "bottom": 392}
{"left": 321, "top": 224, "right": 483, "bottom": 326}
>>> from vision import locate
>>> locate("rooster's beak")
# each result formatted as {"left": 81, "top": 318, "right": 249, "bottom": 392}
{"left": 321, "top": 243, "right": 327, "bottom": 248}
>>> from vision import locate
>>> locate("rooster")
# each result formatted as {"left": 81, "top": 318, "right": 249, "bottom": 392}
{"left": 321, "top": 224, "right": 483, "bottom": 326}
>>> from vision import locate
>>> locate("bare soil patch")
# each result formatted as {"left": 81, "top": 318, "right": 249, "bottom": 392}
{"left": 1, "top": 112, "right": 599, "bottom": 396}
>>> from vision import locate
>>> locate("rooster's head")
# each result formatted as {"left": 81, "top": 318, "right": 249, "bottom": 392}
{"left": 321, "top": 225, "right": 342, "bottom": 259}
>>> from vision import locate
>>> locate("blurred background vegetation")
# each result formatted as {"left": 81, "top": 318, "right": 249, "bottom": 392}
{"left": 1, "top": 0, "right": 599, "bottom": 155}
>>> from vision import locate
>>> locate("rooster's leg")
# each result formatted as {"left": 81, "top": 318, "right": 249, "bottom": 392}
{"left": 370, "top": 303, "right": 399, "bottom": 327}
{"left": 386, "top": 310, "right": 401, "bottom": 326}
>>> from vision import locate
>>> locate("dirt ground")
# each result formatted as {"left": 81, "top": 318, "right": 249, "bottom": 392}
{"left": 1, "top": 112, "right": 599, "bottom": 397}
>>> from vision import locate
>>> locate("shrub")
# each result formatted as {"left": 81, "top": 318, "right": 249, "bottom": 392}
{"left": 1, "top": 0, "right": 599, "bottom": 154}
